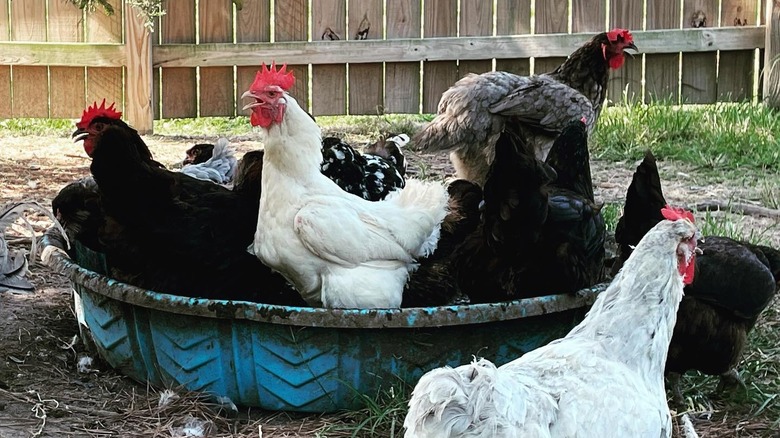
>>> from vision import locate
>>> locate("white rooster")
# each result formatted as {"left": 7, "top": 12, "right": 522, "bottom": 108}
{"left": 404, "top": 206, "right": 700, "bottom": 438}
{"left": 241, "top": 63, "right": 448, "bottom": 309}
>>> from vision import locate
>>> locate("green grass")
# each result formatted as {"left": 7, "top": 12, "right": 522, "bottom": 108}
{"left": 592, "top": 102, "right": 780, "bottom": 170}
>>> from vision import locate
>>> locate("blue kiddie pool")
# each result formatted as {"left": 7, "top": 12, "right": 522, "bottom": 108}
{"left": 42, "top": 236, "right": 605, "bottom": 413}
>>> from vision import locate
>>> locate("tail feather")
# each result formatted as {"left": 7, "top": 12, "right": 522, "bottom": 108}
{"left": 404, "top": 358, "right": 531, "bottom": 438}
{"left": 386, "top": 179, "right": 449, "bottom": 258}
{"left": 483, "top": 126, "right": 555, "bottom": 253}
{"left": 612, "top": 150, "right": 667, "bottom": 274}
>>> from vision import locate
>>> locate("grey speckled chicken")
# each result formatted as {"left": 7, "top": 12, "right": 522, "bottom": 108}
{"left": 415, "top": 29, "right": 637, "bottom": 186}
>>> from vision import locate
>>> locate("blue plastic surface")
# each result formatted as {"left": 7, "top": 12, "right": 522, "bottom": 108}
{"left": 52, "top": 240, "right": 603, "bottom": 412}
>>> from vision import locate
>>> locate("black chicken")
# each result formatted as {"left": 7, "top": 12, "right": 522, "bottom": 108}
{"left": 401, "top": 178, "right": 483, "bottom": 307}
{"left": 453, "top": 120, "right": 605, "bottom": 303}
{"left": 76, "top": 122, "right": 305, "bottom": 305}
{"left": 183, "top": 143, "right": 215, "bottom": 165}
{"left": 613, "top": 151, "right": 780, "bottom": 404}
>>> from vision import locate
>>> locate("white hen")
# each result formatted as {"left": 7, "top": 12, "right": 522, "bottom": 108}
{"left": 242, "top": 63, "right": 448, "bottom": 309}
{"left": 403, "top": 207, "right": 700, "bottom": 438}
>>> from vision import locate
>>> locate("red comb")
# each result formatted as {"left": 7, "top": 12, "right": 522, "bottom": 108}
{"left": 77, "top": 99, "right": 122, "bottom": 130}
{"left": 251, "top": 62, "right": 295, "bottom": 92}
{"left": 607, "top": 28, "right": 633, "bottom": 43}
{"left": 661, "top": 205, "right": 695, "bottom": 223}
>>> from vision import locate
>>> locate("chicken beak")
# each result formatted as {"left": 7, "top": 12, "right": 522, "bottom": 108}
{"left": 72, "top": 128, "right": 88, "bottom": 143}
{"left": 625, "top": 42, "right": 638, "bottom": 57}
{"left": 241, "top": 90, "right": 261, "bottom": 111}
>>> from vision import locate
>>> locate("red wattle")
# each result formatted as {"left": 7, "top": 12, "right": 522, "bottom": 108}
{"left": 609, "top": 55, "right": 625, "bottom": 70}
{"left": 682, "top": 256, "right": 695, "bottom": 285}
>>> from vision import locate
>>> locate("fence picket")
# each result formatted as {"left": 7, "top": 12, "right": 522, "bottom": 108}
{"left": 385, "top": 0, "right": 421, "bottom": 113}
{"left": 0, "top": 0, "right": 9, "bottom": 117}
{"left": 348, "top": 0, "right": 383, "bottom": 115}
{"left": 86, "top": 0, "right": 122, "bottom": 114}
{"left": 48, "top": 0, "right": 85, "bottom": 118}
{"left": 236, "top": 0, "right": 271, "bottom": 117}
{"left": 458, "top": 0, "right": 492, "bottom": 75}
{"left": 160, "top": 2, "right": 197, "bottom": 118}
{"left": 311, "top": 0, "right": 346, "bottom": 116}
{"left": 495, "top": 0, "right": 530, "bottom": 75}
{"left": 681, "top": 0, "right": 718, "bottom": 103}
{"left": 422, "top": 0, "right": 458, "bottom": 113}
{"left": 199, "top": 0, "right": 234, "bottom": 117}
{"left": 608, "top": 0, "right": 643, "bottom": 103}
{"left": 11, "top": 0, "right": 47, "bottom": 117}
{"left": 719, "top": 0, "right": 758, "bottom": 101}
{"left": 646, "top": 0, "right": 681, "bottom": 103}
{"left": 535, "top": 0, "right": 568, "bottom": 74}
{"left": 275, "top": 0, "right": 309, "bottom": 110}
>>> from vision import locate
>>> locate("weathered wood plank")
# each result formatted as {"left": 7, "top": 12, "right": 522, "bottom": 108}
{"left": 422, "top": 0, "right": 458, "bottom": 113}
{"left": 49, "top": 67, "right": 86, "bottom": 118}
{"left": 608, "top": 0, "right": 642, "bottom": 103}
{"left": 495, "top": 0, "right": 530, "bottom": 75}
{"left": 0, "top": 66, "right": 10, "bottom": 117}
{"left": 384, "top": 0, "right": 421, "bottom": 113}
{"left": 12, "top": 66, "right": 48, "bottom": 117}
{"left": 348, "top": 0, "right": 383, "bottom": 115}
{"left": 160, "top": 1, "right": 197, "bottom": 118}
{"left": 235, "top": 0, "right": 270, "bottom": 116}
{"left": 199, "top": 0, "right": 234, "bottom": 116}
{"left": 0, "top": 43, "right": 125, "bottom": 66}
{"left": 572, "top": 0, "right": 605, "bottom": 33}
{"left": 311, "top": 0, "right": 346, "bottom": 116}
{"left": 458, "top": 0, "right": 492, "bottom": 75}
{"left": 718, "top": 0, "right": 758, "bottom": 101}
{"left": 534, "top": 0, "right": 568, "bottom": 73}
{"left": 153, "top": 28, "right": 766, "bottom": 66}
{"left": 48, "top": 0, "right": 86, "bottom": 118}
{"left": 0, "top": 0, "right": 8, "bottom": 41}
{"left": 275, "top": 0, "right": 309, "bottom": 110}
{"left": 86, "top": 0, "right": 122, "bottom": 42}
{"left": 765, "top": 0, "right": 780, "bottom": 107}
{"left": 681, "top": 0, "right": 718, "bottom": 103}
{"left": 87, "top": 67, "right": 123, "bottom": 112}
{"left": 124, "top": 2, "right": 153, "bottom": 134}
{"left": 645, "top": 0, "right": 680, "bottom": 103}
{"left": 11, "top": 0, "right": 46, "bottom": 41}
{"left": 10, "top": 0, "right": 47, "bottom": 117}
{"left": 86, "top": 0, "right": 122, "bottom": 114}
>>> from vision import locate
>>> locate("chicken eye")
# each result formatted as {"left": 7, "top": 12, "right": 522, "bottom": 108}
{"left": 93, "top": 122, "right": 105, "bottom": 132}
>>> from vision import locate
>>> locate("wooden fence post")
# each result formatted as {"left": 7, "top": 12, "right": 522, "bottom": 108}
{"left": 124, "top": 3, "right": 154, "bottom": 134}
{"left": 765, "top": 0, "right": 780, "bottom": 109}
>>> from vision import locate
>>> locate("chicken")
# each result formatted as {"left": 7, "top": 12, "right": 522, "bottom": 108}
{"left": 242, "top": 62, "right": 448, "bottom": 309}
{"left": 183, "top": 143, "right": 215, "bottom": 165}
{"left": 1, "top": 202, "right": 68, "bottom": 293}
{"left": 73, "top": 116, "right": 303, "bottom": 305}
{"left": 401, "top": 179, "right": 483, "bottom": 307}
{"left": 454, "top": 120, "right": 605, "bottom": 303}
{"left": 320, "top": 135, "right": 406, "bottom": 201}
{"left": 403, "top": 208, "right": 699, "bottom": 438}
{"left": 73, "top": 99, "right": 164, "bottom": 168}
{"left": 613, "top": 151, "right": 780, "bottom": 404}
{"left": 52, "top": 176, "right": 103, "bottom": 253}
{"left": 179, "top": 138, "right": 237, "bottom": 184}
{"left": 414, "top": 29, "right": 637, "bottom": 185}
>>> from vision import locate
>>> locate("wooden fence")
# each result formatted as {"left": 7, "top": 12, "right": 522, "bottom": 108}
{"left": 0, "top": 0, "right": 778, "bottom": 134}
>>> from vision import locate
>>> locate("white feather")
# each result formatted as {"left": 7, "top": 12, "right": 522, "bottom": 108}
{"left": 252, "top": 93, "right": 448, "bottom": 309}
{"left": 179, "top": 138, "right": 237, "bottom": 184}
{"left": 404, "top": 219, "right": 699, "bottom": 437}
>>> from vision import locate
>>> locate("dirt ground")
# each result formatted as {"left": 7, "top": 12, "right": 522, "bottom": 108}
{"left": 1, "top": 133, "right": 779, "bottom": 437}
